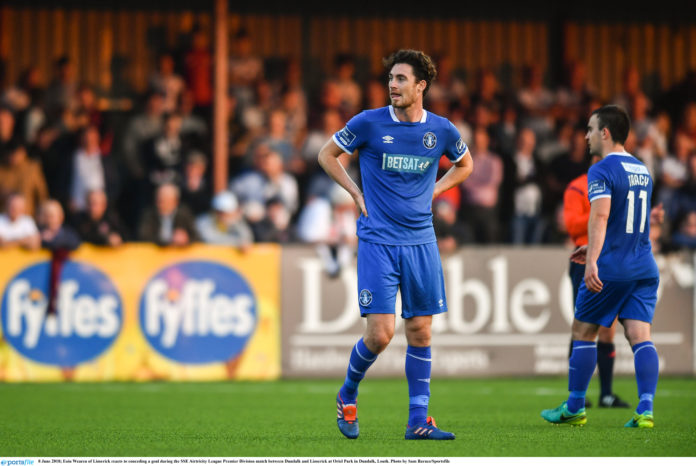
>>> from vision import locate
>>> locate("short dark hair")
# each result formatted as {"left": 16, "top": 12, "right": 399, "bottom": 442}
{"left": 591, "top": 105, "right": 631, "bottom": 145}
{"left": 382, "top": 49, "right": 437, "bottom": 96}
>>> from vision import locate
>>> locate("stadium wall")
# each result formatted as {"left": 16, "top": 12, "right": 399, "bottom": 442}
{"left": 0, "top": 244, "right": 281, "bottom": 382}
{"left": 0, "top": 245, "right": 693, "bottom": 381}
{"left": 282, "top": 246, "right": 695, "bottom": 377}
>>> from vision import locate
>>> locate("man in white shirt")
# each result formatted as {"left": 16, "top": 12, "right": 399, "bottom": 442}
{"left": 0, "top": 192, "right": 40, "bottom": 249}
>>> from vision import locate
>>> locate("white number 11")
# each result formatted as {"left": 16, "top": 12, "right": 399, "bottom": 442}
{"left": 626, "top": 189, "right": 647, "bottom": 234}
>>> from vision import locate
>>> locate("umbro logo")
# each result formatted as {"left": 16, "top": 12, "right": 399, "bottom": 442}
{"left": 382, "top": 135, "right": 394, "bottom": 144}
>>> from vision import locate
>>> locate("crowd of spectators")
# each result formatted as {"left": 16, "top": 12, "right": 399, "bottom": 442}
{"left": 2, "top": 28, "right": 696, "bottom": 264}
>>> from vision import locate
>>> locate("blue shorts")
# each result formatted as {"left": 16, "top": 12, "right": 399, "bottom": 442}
{"left": 575, "top": 277, "right": 659, "bottom": 327}
{"left": 357, "top": 240, "right": 447, "bottom": 319}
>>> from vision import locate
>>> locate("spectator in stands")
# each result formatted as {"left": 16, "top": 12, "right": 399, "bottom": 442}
{"left": 30, "top": 123, "right": 62, "bottom": 196}
{"left": 0, "top": 141, "right": 48, "bottom": 216}
{"left": 426, "top": 54, "right": 467, "bottom": 108}
{"left": 184, "top": 27, "right": 213, "bottom": 118}
{"left": 555, "top": 60, "right": 596, "bottom": 126}
{"left": 363, "top": 76, "right": 389, "bottom": 110}
{"left": 517, "top": 63, "right": 555, "bottom": 141}
{"left": 631, "top": 93, "right": 660, "bottom": 176}
{"left": 74, "top": 83, "right": 112, "bottom": 155}
{"left": 546, "top": 126, "right": 589, "bottom": 212}
{"left": 195, "top": 190, "right": 253, "bottom": 248}
{"left": 2, "top": 67, "right": 45, "bottom": 146}
{"left": 460, "top": 126, "right": 503, "bottom": 243}
{"left": 249, "top": 108, "right": 296, "bottom": 163}
{"left": 122, "top": 89, "right": 165, "bottom": 182}
{"left": 510, "top": 128, "right": 545, "bottom": 244}
{"left": 138, "top": 182, "right": 199, "bottom": 247}
{"left": 149, "top": 52, "right": 185, "bottom": 114}
{"left": 669, "top": 149, "right": 696, "bottom": 224}
{"left": 331, "top": 53, "right": 362, "bottom": 116}
{"left": 179, "top": 150, "right": 212, "bottom": 217}
{"left": 301, "top": 108, "right": 344, "bottom": 174}
{"left": 659, "top": 132, "right": 693, "bottom": 220}
{"left": 492, "top": 103, "right": 518, "bottom": 159}
{"left": 38, "top": 199, "right": 80, "bottom": 251}
{"left": 678, "top": 102, "right": 696, "bottom": 148}
{"left": 296, "top": 184, "right": 357, "bottom": 277}
{"left": 230, "top": 147, "right": 299, "bottom": 217}
{"left": 0, "top": 105, "right": 19, "bottom": 157}
{"left": 432, "top": 197, "right": 462, "bottom": 254}
{"left": 253, "top": 196, "right": 294, "bottom": 243}
{"left": 305, "top": 151, "right": 357, "bottom": 205}
{"left": 449, "top": 105, "right": 473, "bottom": 147}
{"left": 280, "top": 87, "right": 308, "bottom": 150}
{"left": 73, "top": 189, "right": 127, "bottom": 247}
{"left": 0, "top": 193, "right": 40, "bottom": 250}
{"left": 144, "top": 112, "right": 189, "bottom": 196}
{"left": 612, "top": 66, "right": 648, "bottom": 115}
{"left": 44, "top": 56, "right": 77, "bottom": 122}
{"left": 68, "top": 125, "right": 119, "bottom": 216}
{"left": 178, "top": 88, "right": 208, "bottom": 147}
{"left": 671, "top": 210, "right": 696, "bottom": 250}
{"left": 470, "top": 68, "right": 504, "bottom": 125}
{"left": 229, "top": 28, "right": 264, "bottom": 110}
{"left": 238, "top": 79, "right": 276, "bottom": 164}
{"left": 310, "top": 80, "right": 346, "bottom": 129}
{"left": 38, "top": 199, "right": 81, "bottom": 316}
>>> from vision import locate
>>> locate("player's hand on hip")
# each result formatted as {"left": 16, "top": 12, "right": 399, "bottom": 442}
{"left": 570, "top": 245, "right": 588, "bottom": 264}
{"left": 353, "top": 192, "right": 368, "bottom": 217}
{"left": 584, "top": 262, "right": 603, "bottom": 293}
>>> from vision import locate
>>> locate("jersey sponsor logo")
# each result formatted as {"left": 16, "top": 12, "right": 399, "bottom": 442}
{"left": 621, "top": 162, "right": 650, "bottom": 175}
{"left": 382, "top": 135, "right": 394, "bottom": 144}
{"left": 336, "top": 126, "right": 356, "bottom": 147}
{"left": 423, "top": 132, "right": 437, "bottom": 149}
{"left": 359, "top": 289, "right": 372, "bottom": 306}
{"left": 381, "top": 153, "right": 433, "bottom": 174}
{"left": 139, "top": 261, "right": 257, "bottom": 364}
{"left": 1, "top": 261, "right": 122, "bottom": 366}
{"left": 588, "top": 180, "right": 607, "bottom": 196}
{"left": 456, "top": 138, "right": 466, "bottom": 155}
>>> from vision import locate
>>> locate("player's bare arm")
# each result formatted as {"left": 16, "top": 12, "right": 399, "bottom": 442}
{"left": 432, "top": 148, "right": 473, "bottom": 200}
{"left": 584, "top": 197, "right": 611, "bottom": 293}
{"left": 318, "top": 138, "right": 368, "bottom": 217}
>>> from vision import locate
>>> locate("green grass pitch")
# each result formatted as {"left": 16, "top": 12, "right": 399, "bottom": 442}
{"left": 1, "top": 376, "right": 695, "bottom": 457}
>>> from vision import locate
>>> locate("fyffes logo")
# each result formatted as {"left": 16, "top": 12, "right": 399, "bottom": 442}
{"left": 1, "top": 262, "right": 122, "bottom": 366}
{"left": 139, "top": 261, "right": 257, "bottom": 364}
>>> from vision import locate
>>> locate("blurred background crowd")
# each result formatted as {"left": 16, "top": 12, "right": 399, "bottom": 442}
{"left": 1, "top": 7, "right": 696, "bottom": 261}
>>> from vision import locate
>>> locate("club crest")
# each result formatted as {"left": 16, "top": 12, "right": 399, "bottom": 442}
{"left": 359, "top": 289, "right": 372, "bottom": 306}
{"left": 423, "top": 132, "right": 437, "bottom": 149}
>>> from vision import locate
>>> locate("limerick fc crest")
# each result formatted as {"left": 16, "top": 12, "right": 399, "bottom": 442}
{"left": 359, "top": 289, "right": 373, "bottom": 306}
{"left": 423, "top": 132, "right": 437, "bottom": 149}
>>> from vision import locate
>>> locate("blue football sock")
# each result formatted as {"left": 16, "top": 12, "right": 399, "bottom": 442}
{"left": 567, "top": 340, "right": 597, "bottom": 413}
{"left": 406, "top": 345, "right": 431, "bottom": 427}
{"left": 632, "top": 341, "right": 659, "bottom": 414}
{"left": 339, "top": 338, "right": 377, "bottom": 403}
{"left": 597, "top": 341, "right": 616, "bottom": 398}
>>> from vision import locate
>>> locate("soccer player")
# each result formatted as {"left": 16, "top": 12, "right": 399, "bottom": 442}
{"left": 564, "top": 154, "right": 629, "bottom": 409}
{"left": 565, "top": 157, "right": 664, "bottom": 409}
{"left": 542, "top": 105, "right": 660, "bottom": 428}
{"left": 318, "top": 50, "right": 473, "bottom": 440}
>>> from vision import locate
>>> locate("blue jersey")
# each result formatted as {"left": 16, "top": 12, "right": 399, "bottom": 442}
{"left": 587, "top": 152, "right": 659, "bottom": 281}
{"left": 333, "top": 105, "right": 467, "bottom": 245}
